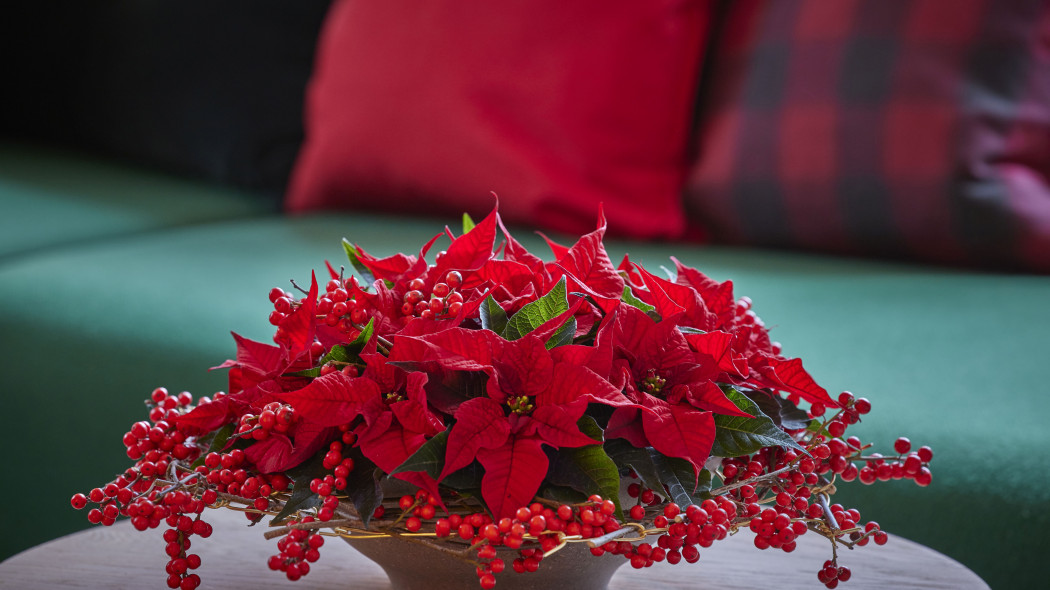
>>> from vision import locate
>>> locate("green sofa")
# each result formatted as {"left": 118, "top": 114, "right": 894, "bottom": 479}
{"left": 1, "top": 141, "right": 1047, "bottom": 588}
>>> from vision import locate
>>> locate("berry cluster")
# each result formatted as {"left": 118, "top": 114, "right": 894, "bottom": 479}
{"left": 71, "top": 388, "right": 213, "bottom": 590}
{"left": 269, "top": 277, "right": 371, "bottom": 340}
{"left": 818, "top": 559, "right": 853, "bottom": 588}
{"left": 199, "top": 448, "right": 290, "bottom": 503}
{"left": 613, "top": 497, "right": 738, "bottom": 569}
{"left": 235, "top": 401, "right": 297, "bottom": 441}
{"left": 801, "top": 393, "right": 934, "bottom": 487}
{"left": 710, "top": 392, "right": 931, "bottom": 587}
{"left": 310, "top": 429, "right": 359, "bottom": 522}
{"left": 413, "top": 494, "right": 625, "bottom": 589}
{"left": 268, "top": 516, "right": 325, "bottom": 581}
{"left": 400, "top": 271, "right": 465, "bottom": 320}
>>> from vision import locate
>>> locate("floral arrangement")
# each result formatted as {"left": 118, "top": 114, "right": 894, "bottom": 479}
{"left": 72, "top": 206, "right": 933, "bottom": 590}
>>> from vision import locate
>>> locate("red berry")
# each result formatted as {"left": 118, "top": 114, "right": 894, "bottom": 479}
{"left": 557, "top": 504, "right": 574, "bottom": 521}
{"left": 914, "top": 467, "right": 933, "bottom": 487}
{"left": 827, "top": 421, "right": 846, "bottom": 438}
{"left": 528, "top": 515, "right": 546, "bottom": 535}
{"left": 434, "top": 519, "right": 451, "bottom": 537}
{"left": 917, "top": 445, "right": 934, "bottom": 462}
{"left": 894, "top": 437, "right": 911, "bottom": 454}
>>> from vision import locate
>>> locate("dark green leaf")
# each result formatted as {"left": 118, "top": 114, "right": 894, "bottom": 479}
{"left": 622, "top": 285, "right": 660, "bottom": 321}
{"left": 271, "top": 449, "right": 328, "bottom": 525}
{"left": 286, "top": 367, "right": 322, "bottom": 378}
{"left": 576, "top": 415, "right": 604, "bottom": 443}
{"left": 653, "top": 455, "right": 711, "bottom": 508}
{"left": 342, "top": 239, "right": 375, "bottom": 284}
{"left": 676, "top": 326, "right": 706, "bottom": 335}
{"left": 739, "top": 388, "right": 810, "bottom": 431}
{"left": 710, "top": 388, "right": 807, "bottom": 457}
{"left": 462, "top": 213, "right": 476, "bottom": 234}
{"left": 545, "top": 317, "right": 576, "bottom": 349}
{"left": 605, "top": 440, "right": 711, "bottom": 509}
{"left": 538, "top": 484, "right": 587, "bottom": 505}
{"left": 479, "top": 295, "right": 509, "bottom": 335}
{"left": 502, "top": 277, "right": 572, "bottom": 346}
{"left": 604, "top": 439, "right": 665, "bottom": 503}
{"left": 545, "top": 444, "right": 622, "bottom": 517}
{"left": 289, "top": 318, "right": 376, "bottom": 378}
{"left": 775, "top": 398, "right": 812, "bottom": 431}
{"left": 190, "top": 423, "right": 235, "bottom": 468}
{"left": 346, "top": 318, "right": 375, "bottom": 353}
{"left": 344, "top": 449, "right": 384, "bottom": 528}
{"left": 390, "top": 430, "right": 448, "bottom": 479}
{"left": 441, "top": 461, "right": 484, "bottom": 491}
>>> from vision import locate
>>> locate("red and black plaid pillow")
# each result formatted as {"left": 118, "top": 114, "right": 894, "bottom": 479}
{"left": 686, "top": 0, "right": 1050, "bottom": 272}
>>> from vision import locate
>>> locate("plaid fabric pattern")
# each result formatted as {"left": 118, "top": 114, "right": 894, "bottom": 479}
{"left": 685, "top": 0, "right": 1050, "bottom": 272}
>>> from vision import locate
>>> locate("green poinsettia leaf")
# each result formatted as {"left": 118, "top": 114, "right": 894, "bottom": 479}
{"left": 653, "top": 455, "right": 712, "bottom": 508}
{"left": 342, "top": 239, "right": 375, "bottom": 284}
{"left": 604, "top": 439, "right": 665, "bottom": 503}
{"left": 545, "top": 444, "right": 622, "bottom": 517}
{"left": 775, "top": 398, "right": 813, "bottom": 431}
{"left": 190, "top": 423, "right": 235, "bottom": 468}
{"left": 544, "top": 317, "right": 576, "bottom": 349}
{"left": 502, "top": 277, "right": 576, "bottom": 349}
{"left": 605, "top": 439, "right": 710, "bottom": 509}
{"left": 538, "top": 484, "right": 587, "bottom": 505}
{"left": 462, "top": 213, "right": 476, "bottom": 234}
{"left": 710, "top": 388, "right": 807, "bottom": 457}
{"left": 288, "top": 319, "right": 375, "bottom": 378}
{"left": 738, "top": 388, "right": 810, "bottom": 431}
{"left": 344, "top": 448, "right": 384, "bottom": 528}
{"left": 442, "top": 461, "right": 484, "bottom": 491}
{"left": 270, "top": 449, "right": 328, "bottom": 525}
{"left": 390, "top": 430, "right": 448, "bottom": 479}
{"left": 479, "top": 295, "right": 509, "bottom": 335}
{"left": 337, "top": 317, "right": 375, "bottom": 361}
{"left": 577, "top": 415, "right": 604, "bottom": 443}
{"left": 676, "top": 326, "right": 706, "bottom": 335}
{"left": 622, "top": 285, "right": 660, "bottom": 321}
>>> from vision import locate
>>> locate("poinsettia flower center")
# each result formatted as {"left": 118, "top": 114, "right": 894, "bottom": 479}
{"left": 640, "top": 369, "right": 667, "bottom": 396}
{"left": 506, "top": 395, "right": 535, "bottom": 415}
{"left": 384, "top": 391, "right": 405, "bottom": 404}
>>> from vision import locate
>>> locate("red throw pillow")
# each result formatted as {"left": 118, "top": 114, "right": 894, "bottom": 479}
{"left": 686, "top": 0, "right": 1050, "bottom": 272}
{"left": 287, "top": 0, "right": 711, "bottom": 240}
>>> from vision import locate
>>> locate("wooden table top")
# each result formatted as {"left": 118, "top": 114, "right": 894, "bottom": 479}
{"left": 0, "top": 508, "right": 989, "bottom": 589}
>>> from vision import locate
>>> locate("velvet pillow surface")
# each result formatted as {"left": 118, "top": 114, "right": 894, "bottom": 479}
{"left": 288, "top": 0, "right": 712, "bottom": 240}
{"left": 686, "top": 0, "right": 1050, "bottom": 272}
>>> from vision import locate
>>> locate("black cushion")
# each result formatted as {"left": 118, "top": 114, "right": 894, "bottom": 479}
{"left": 2, "top": 1, "right": 333, "bottom": 194}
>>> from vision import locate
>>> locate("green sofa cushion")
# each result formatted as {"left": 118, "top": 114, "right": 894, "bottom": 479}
{"left": 1, "top": 213, "right": 1045, "bottom": 589}
{"left": 0, "top": 142, "right": 276, "bottom": 261}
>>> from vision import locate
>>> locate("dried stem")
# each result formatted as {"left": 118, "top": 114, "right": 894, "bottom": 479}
{"left": 710, "top": 464, "right": 793, "bottom": 496}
